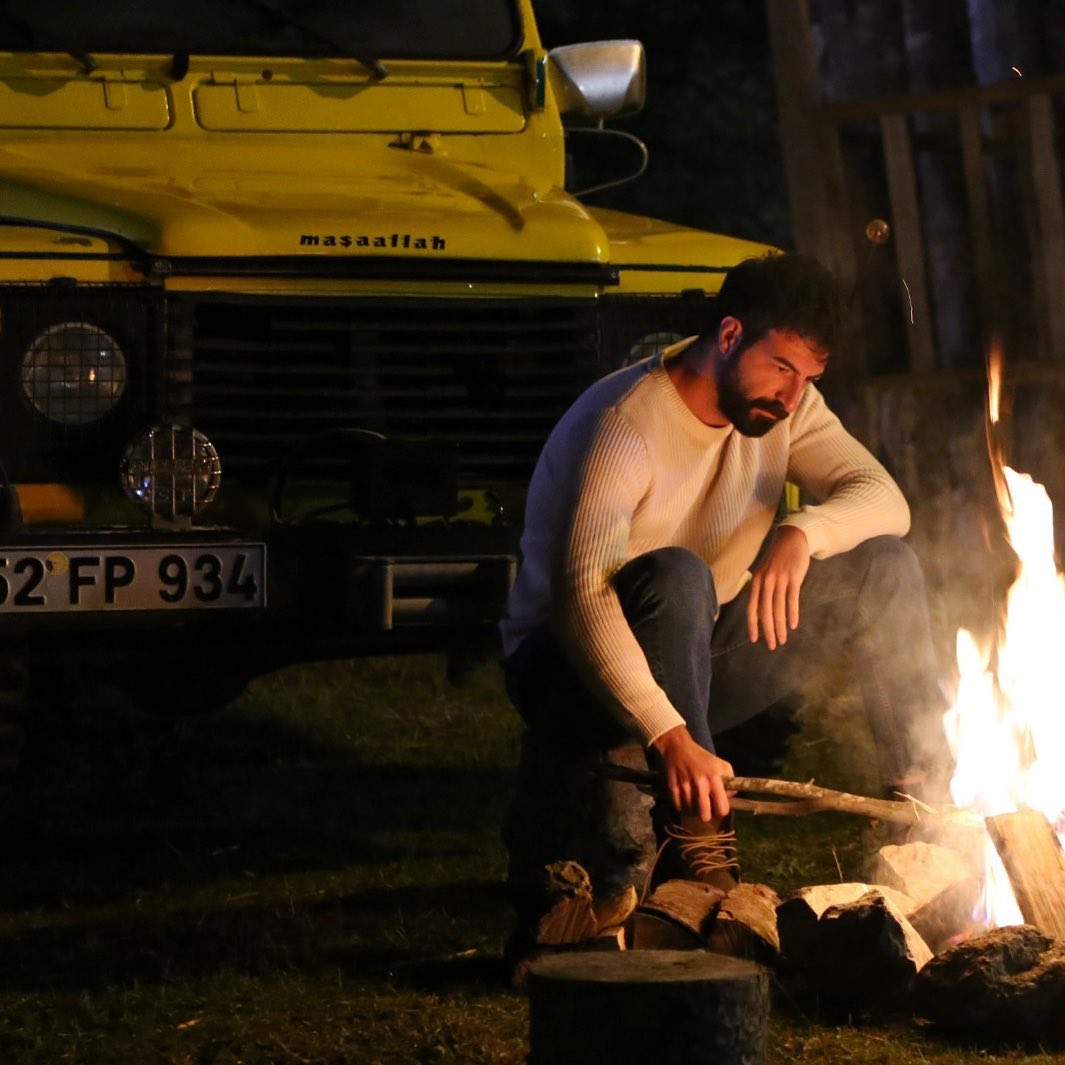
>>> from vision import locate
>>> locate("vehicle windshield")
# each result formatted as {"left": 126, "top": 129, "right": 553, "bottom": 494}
{"left": 0, "top": 0, "right": 522, "bottom": 60}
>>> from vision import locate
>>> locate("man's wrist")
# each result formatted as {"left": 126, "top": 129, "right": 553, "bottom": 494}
{"left": 776, "top": 522, "right": 809, "bottom": 546}
{"left": 650, "top": 723, "right": 689, "bottom": 756}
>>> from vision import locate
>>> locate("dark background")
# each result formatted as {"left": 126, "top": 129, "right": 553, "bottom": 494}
{"left": 535, "top": 0, "right": 791, "bottom": 248}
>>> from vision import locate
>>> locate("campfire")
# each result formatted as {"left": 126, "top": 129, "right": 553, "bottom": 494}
{"left": 522, "top": 349, "right": 1065, "bottom": 1049}
{"left": 943, "top": 346, "right": 1065, "bottom": 938}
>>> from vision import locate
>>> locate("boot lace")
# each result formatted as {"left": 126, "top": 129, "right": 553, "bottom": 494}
{"left": 663, "top": 822, "right": 740, "bottom": 878}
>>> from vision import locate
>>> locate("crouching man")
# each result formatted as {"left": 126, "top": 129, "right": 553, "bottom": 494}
{"left": 500, "top": 253, "right": 947, "bottom": 918}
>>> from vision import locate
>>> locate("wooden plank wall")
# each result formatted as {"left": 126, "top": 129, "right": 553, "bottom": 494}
{"left": 879, "top": 113, "right": 936, "bottom": 373}
{"left": 767, "top": 0, "right": 1065, "bottom": 375}
{"left": 1026, "top": 95, "right": 1065, "bottom": 363}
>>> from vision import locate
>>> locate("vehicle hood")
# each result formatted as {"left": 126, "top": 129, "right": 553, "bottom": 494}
{"left": 0, "top": 140, "right": 608, "bottom": 265}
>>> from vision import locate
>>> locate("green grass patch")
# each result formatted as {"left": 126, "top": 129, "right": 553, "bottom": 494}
{"left": 0, "top": 657, "right": 1053, "bottom": 1063}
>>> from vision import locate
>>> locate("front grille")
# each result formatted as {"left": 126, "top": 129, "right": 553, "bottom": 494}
{"left": 1, "top": 286, "right": 717, "bottom": 492}
{"left": 167, "top": 295, "right": 601, "bottom": 485}
{"left": 600, "top": 292, "right": 717, "bottom": 366}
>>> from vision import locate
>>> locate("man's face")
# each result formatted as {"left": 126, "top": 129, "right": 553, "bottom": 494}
{"left": 715, "top": 325, "right": 828, "bottom": 437}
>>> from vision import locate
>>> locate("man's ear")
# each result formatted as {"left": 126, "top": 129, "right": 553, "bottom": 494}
{"left": 718, "top": 316, "right": 743, "bottom": 356}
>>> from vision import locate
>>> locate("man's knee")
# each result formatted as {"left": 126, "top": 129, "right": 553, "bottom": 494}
{"left": 851, "top": 535, "right": 927, "bottom": 594}
{"left": 613, "top": 546, "right": 718, "bottom": 625}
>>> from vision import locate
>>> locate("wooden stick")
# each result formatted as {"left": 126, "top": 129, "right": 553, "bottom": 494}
{"left": 598, "top": 764, "right": 982, "bottom": 828}
{"left": 985, "top": 809, "right": 1065, "bottom": 939}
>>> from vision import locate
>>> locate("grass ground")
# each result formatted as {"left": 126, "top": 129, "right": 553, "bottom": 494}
{"left": 0, "top": 655, "right": 1058, "bottom": 1064}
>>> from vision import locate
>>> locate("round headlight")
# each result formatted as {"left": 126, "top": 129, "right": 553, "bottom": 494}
{"left": 21, "top": 322, "right": 128, "bottom": 425}
{"left": 121, "top": 424, "right": 222, "bottom": 520}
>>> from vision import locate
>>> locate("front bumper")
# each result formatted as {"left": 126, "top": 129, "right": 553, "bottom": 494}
{"left": 0, "top": 520, "right": 517, "bottom": 668}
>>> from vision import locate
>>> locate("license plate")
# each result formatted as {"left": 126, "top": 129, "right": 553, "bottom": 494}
{"left": 0, "top": 544, "right": 266, "bottom": 613}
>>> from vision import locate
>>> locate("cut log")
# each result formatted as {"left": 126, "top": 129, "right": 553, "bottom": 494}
{"left": 985, "top": 810, "right": 1065, "bottom": 940}
{"left": 629, "top": 879, "right": 724, "bottom": 951}
{"left": 639, "top": 879, "right": 725, "bottom": 939}
{"left": 594, "top": 884, "right": 638, "bottom": 933}
{"left": 707, "top": 883, "right": 781, "bottom": 966}
{"left": 536, "top": 895, "right": 598, "bottom": 946}
{"left": 796, "top": 891, "right": 932, "bottom": 1011}
{"left": 875, "top": 840, "right": 975, "bottom": 895}
{"left": 874, "top": 841, "right": 981, "bottom": 951}
{"left": 629, "top": 910, "right": 706, "bottom": 951}
{"left": 915, "top": 924, "right": 1065, "bottom": 1047}
{"left": 776, "top": 882, "right": 914, "bottom": 967}
{"left": 593, "top": 927, "right": 627, "bottom": 951}
{"left": 506, "top": 860, "right": 600, "bottom": 990}
{"left": 519, "top": 860, "right": 598, "bottom": 947}
{"left": 907, "top": 881, "right": 981, "bottom": 955}
{"left": 527, "top": 950, "right": 769, "bottom": 1065}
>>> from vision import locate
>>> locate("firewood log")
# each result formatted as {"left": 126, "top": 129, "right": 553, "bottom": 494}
{"left": 593, "top": 926, "right": 627, "bottom": 950}
{"left": 707, "top": 883, "right": 781, "bottom": 965}
{"left": 629, "top": 879, "right": 724, "bottom": 950}
{"left": 985, "top": 810, "right": 1065, "bottom": 940}
{"left": 639, "top": 879, "right": 724, "bottom": 938}
{"left": 593, "top": 884, "right": 638, "bottom": 933}
{"left": 629, "top": 910, "right": 706, "bottom": 950}
{"left": 875, "top": 840, "right": 976, "bottom": 899}
{"left": 776, "top": 882, "right": 914, "bottom": 966}
{"left": 874, "top": 841, "right": 981, "bottom": 951}
{"left": 536, "top": 895, "right": 599, "bottom": 946}
{"left": 800, "top": 890, "right": 932, "bottom": 1010}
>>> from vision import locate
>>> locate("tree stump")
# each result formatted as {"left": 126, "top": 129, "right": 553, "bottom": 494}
{"left": 527, "top": 950, "right": 769, "bottom": 1065}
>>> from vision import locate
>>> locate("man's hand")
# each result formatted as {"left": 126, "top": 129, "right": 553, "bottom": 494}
{"left": 747, "top": 524, "right": 811, "bottom": 650}
{"left": 651, "top": 724, "right": 734, "bottom": 822}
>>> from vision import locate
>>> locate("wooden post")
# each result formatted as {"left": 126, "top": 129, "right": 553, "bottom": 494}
{"left": 958, "top": 105, "right": 998, "bottom": 348}
{"left": 880, "top": 113, "right": 936, "bottom": 372}
{"left": 527, "top": 950, "right": 769, "bottom": 1065}
{"left": 985, "top": 809, "right": 1065, "bottom": 939}
{"left": 763, "top": 0, "right": 858, "bottom": 306}
{"left": 1025, "top": 94, "right": 1065, "bottom": 361}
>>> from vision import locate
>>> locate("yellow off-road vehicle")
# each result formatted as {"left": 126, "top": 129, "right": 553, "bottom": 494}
{"left": 0, "top": 0, "right": 770, "bottom": 726}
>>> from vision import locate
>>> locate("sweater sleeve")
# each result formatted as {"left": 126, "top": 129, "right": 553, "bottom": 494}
{"left": 552, "top": 408, "right": 686, "bottom": 746}
{"left": 780, "top": 386, "right": 910, "bottom": 557}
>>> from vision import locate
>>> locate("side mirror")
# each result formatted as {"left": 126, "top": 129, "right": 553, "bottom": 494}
{"left": 547, "top": 40, "right": 646, "bottom": 123}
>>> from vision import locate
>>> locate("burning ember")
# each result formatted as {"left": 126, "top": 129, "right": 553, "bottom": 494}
{"left": 941, "top": 347, "right": 1065, "bottom": 927}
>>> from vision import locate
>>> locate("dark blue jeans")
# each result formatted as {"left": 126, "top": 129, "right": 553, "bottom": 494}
{"left": 504, "top": 536, "right": 947, "bottom": 786}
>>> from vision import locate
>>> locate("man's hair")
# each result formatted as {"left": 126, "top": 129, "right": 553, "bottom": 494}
{"left": 711, "top": 252, "right": 842, "bottom": 355}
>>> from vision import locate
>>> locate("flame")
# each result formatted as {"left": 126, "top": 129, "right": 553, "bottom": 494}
{"left": 943, "top": 347, "right": 1065, "bottom": 925}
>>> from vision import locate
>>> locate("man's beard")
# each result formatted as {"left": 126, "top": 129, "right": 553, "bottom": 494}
{"left": 716, "top": 358, "right": 789, "bottom": 438}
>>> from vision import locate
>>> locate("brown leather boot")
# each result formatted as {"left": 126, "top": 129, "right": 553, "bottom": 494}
{"left": 656, "top": 812, "right": 741, "bottom": 892}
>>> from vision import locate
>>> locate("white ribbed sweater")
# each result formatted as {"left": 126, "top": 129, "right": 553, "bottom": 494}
{"left": 500, "top": 351, "right": 910, "bottom": 745}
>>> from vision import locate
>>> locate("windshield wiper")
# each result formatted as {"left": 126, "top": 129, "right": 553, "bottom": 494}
{"left": 0, "top": 6, "right": 95, "bottom": 73}
{"left": 229, "top": 0, "right": 388, "bottom": 80}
